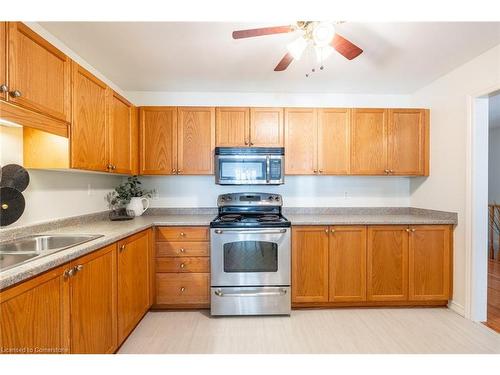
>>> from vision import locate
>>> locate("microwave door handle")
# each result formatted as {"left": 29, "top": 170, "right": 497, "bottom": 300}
{"left": 266, "top": 155, "right": 271, "bottom": 183}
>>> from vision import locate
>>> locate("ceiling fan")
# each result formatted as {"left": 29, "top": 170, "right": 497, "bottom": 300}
{"left": 232, "top": 21, "right": 363, "bottom": 72}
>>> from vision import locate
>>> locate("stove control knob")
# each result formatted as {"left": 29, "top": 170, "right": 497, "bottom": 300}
{"left": 274, "top": 196, "right": 280, "bottom": 201}
{"left": 227, "top": 196, "right": 232, "bottom": 200}
{"left": 268, "top": 196, "right": 273, "bottom": 200}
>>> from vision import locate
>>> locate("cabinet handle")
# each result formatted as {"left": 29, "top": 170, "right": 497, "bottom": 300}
{"left": 75, "top": 265, "right": 84, "bottom": 273}
{"left": 384, "top": 169, "right": 390, "bottom": 174}
{"left": 180, "top": 287, "right": 185, "bottom": 292}
{"left": 179, "top": 248, "right": 185, "bottom": 253}
{"left": 319, "top": 170, "right": 323, "bottom": 174}
{"left": 64, "top": 268, "right": 76, "bottom": 279}
{"left": 180, "top": 232, "right": 186, "bottom": 237}
{"left": 405, "top": 228, "right": 410, "bottom": 233}
{"left": 330, "top": 229, "right": 335, "bottom": 233}
{"left": 120, "top": 244, "right": 126, "bottom": 252}
{"left": 9, "top": 90, "right": 22, "bottom": 98}
{"left": 172, "top": 168, "right": 177, "bottom": 174}
{"left": 177, "top": 169, "right": 182, "bottom": 174}
{"left": 389, "top": 170, "right": 395, "bottom": 174}
{"left": 324, "top": 229, "right": 329, "bottom": 234}
{"left": 249, "top": 142, "right": 254, "bottom": 146}
{"left": 0, "top": 84, "right": 8, "bottom": 93}
{"left": 244, "top": 140, "right": 249, "bottom": 145}
{"left": 180, "top": 263, "right": 185, "bottom": 269}
{"left": 411, "top": 228, "right": 416, "bottom": 232}
{"left": 313, "top": 169, "right": 318, "bottom": 174}
{"left": 111, "top": 165, "right": 116, "bottom": 171}
{"left": 107, "top": 163, "right": 113, "bottom": 170}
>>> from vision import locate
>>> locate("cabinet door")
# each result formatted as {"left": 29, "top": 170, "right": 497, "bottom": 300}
{"left": 215, "top": 107, "right": 249, "bottom": 147}
{"left": 139, "top": 107, "right": 177, "bottom": 175}
{"left": 70, "top": 245, "right": 117, "bottom": 354}
{"left": 285, "top": 108, "right": 317, "bottom": 175}
{"left": 109, "top": 91, "right": 137, "bottom": 174}
{"left": 329, "top": 226, "right": 367, "bottom": 302}
{"left": 0, "top": 265, "right": 70, "bottom": 354}
{"left": 292, "top": 226, "right": 329, "bottom": 303}
{"left": 7, "top": 22, "right": 71, "bottom": 122}
{"left": 367, "top": 226, "right": 409, "bottom": 301}
{"left": 0, "top": 22, "right": 6, "bottom": 101}
{"left": 388, "top": 109, "right": 428, "bottom": 176}
{"left": 318, "top": 108, "right": 350, "bottom": 175}
{"left": 71, "top": 62, "right": 109, "bottom": 171}
{"left": 117, "top": 230, "right": 151, "bottom": 343}
{"left": 250, "top": 107, "right": 284, "bottom": 147}
{"left": 177, "top": 107, "right": 215, "bottom": 175}
{"left": 409, "top": 225, "right": 451, "bottom": 301}
{"left": 350, "top": 108, "right": 388, "bottom": 175}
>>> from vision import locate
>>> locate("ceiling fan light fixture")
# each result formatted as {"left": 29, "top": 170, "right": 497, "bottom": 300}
{"left": 313, "top": 22, "right": 335, "bottom": 47}
{"left": 286, "top": 36, "right": 308, "bottom": 60}
{"left": 315, "top": 45, "right": 334, "bottom": 63}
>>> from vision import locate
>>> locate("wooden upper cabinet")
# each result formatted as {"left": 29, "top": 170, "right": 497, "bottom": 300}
{"left": 350, "top": 108, "right": 388, "bottom": 175}
{"left": 215, "top": 107, "right": 249, "bottom": 147}
{"left": 69, "top": 245, "right": 117, "bottom": 354}
{"left": 139, "top": 107, "right": 177, "bottom": 175}
{"left": 0, "top": 265, "right": 70, "bottom": 354}
{"left": 0, "top": 22, "right": 6, "bottom": 101}
{"left": 7, "top": 22, "right": 71, "bottom": 122}
{"left": 117, "top": 230, "right": 151, "bottom": 343}
{"left": 367, "top": 226, "right": 409, "bottom": 301}
{"left": 292, "top": 226, "right": 329, "bottom": 303}
{"left": 177, "top": 107, "right": 215, "bottom": 175}
{"left": 388, "top": 109, "right": 429, "bottom": 176}
{"left": 285, "top": 108, "right": 318, "bottom": 175}
{"left": 109, "top": 91, "right": 138, "bottom": 174}
{"left": 250, "top": 107, "right": 284, "bottom": 147}
{"left": 318, "top": 108, "right": 350, "bottom": 175}
{"left": 329, "top": 226, "right": 367, "bottom": 302}
{"left": 71, "top": 62, "right": 109, "bottom": 171}
{"left": 409, "top": 225, "right": 452, "bottom": 301}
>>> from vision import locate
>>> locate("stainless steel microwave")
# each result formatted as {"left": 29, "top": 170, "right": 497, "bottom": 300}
{"left": 215, "top": 147, "right": 285, "bottom": 185}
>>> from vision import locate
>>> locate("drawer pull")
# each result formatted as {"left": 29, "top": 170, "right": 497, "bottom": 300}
{"left": 180, "top": 263, "right": 185, "bottom": 269}
{"left": 180, "top": 232, "right": 186, "bottom": 237}
{"left": 179, "top": 248, "right": 186, "bottom": 253}
{"left": 180, "top": 287, "right": 185, "bottom": 292}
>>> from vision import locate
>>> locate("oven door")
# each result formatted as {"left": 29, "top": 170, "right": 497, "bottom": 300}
{"left": 210, "top": 228, "right": 290, "bottom": 287}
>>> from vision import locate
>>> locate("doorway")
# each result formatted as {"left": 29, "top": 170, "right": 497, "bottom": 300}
{"left": 486, "top": 91, "right": 500, "bottom": 332}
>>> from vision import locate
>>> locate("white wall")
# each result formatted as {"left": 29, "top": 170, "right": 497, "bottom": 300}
{"left": 142, "top": 176, "right": 410, "bottom": 208}
{"left": 410, "top": 43, "right": 500, "bottom": 315}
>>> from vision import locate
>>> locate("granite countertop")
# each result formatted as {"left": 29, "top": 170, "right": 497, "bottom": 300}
{"left": 0, "top": 207, "right": 457, "bottom": 290}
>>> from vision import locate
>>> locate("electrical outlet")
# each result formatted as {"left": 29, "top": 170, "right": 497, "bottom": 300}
{"left": 87, "top": 183, "right": 93, "bottom": 196}
{"left": 152, "top": 188, "right": 159, "bottom": 200}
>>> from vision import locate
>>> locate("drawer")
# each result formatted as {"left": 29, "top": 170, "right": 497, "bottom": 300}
{"left": 156, "top": 273, "right": 209, "bottom": 305}
{"left": 156, "top": 257, "right": 210, "bottom": 273}
{"left": 156, "top": 227, "right": 209, "bottom": 242}
{"left": 156, "top": 241, "right": 209, "bottom": 257}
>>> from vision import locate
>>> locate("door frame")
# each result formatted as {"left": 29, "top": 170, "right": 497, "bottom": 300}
{"left": 465, "top": 83, "right": 500, "bottom": 321}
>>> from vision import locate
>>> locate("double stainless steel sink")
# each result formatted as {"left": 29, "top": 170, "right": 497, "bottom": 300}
{"left": 0, "top": 234, "right": 103, "bottom": 271}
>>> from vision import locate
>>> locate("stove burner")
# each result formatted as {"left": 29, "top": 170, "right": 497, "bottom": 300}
{"left": 219, "top": 214, "right": 243, "bottom": 222}
{"left": 257, "top": 214, "right": 280, "bottom": 222}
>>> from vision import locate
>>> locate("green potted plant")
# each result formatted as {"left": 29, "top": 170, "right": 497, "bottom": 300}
{"left": 107, "top": 176, "right": 152, "bottom": 219}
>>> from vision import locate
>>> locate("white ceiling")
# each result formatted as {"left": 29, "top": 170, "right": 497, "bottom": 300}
{"left": 39, "top": 22, "right": 500, "bottom": 94}
{"left": 490, "top": 92, "right": 500, "bottom": 129}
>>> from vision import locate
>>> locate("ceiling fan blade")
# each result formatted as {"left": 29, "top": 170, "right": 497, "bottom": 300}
{"left": 331, "top": 34, "right": 363, "bottom": 60}
{"left": 232, "top": 26, "right": 294, "bottom": 39}
{"left": 274, "top": 52, "right": 294, "bottom": 71}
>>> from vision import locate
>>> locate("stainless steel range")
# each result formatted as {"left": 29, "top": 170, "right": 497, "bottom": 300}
{"left": 210, "top": 193, "right": 291, "bottom": 316}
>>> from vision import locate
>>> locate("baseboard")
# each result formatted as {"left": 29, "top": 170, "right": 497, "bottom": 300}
{"left": 448, "top": 300, "right": 465, "bottom": 316}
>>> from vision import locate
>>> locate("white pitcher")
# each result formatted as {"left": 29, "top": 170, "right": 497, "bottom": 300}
{"left": 126, "top": 197, "right": 149, "bottom": 217}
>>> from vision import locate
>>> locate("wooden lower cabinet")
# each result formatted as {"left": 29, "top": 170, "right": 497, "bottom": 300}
{"left": 292, "top": 226, "right": 330, "bottom": 303}
{"left": 154, "top": 226, "right": 210, "bottom": 308}
{"left": 0, "top": 265, "right": 70, "bottom": 354}
{"left": 69, "top": 244, "right": 117, "bottom": 354}
{"left": 367, "top": 226, "right": 409, "bottom": 301}
{"left": 293, "top": 224, "right": 453, "bottom": 307}
{"left": 329, "top": 226, "right": 367, "bottom": 302}
{"left": 117, "top": 230, "right": 152, "bottom": 343}
{"left": 409, "top": 225, "right": 452, "bottom": 301}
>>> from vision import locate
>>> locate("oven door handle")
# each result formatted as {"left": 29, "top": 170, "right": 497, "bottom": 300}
{"left": 214, "top": 289, "right": 287, "bottom": 297}
{"left": 213, "top": 229, "right": 287, "bottom": 235}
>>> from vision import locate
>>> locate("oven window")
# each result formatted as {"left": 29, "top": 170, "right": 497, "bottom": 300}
{"left": 219, "top": 160, "right": 266, "bottom": 181}
{"left": 223, "top": 241, "right": 278, "bottom": 272}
